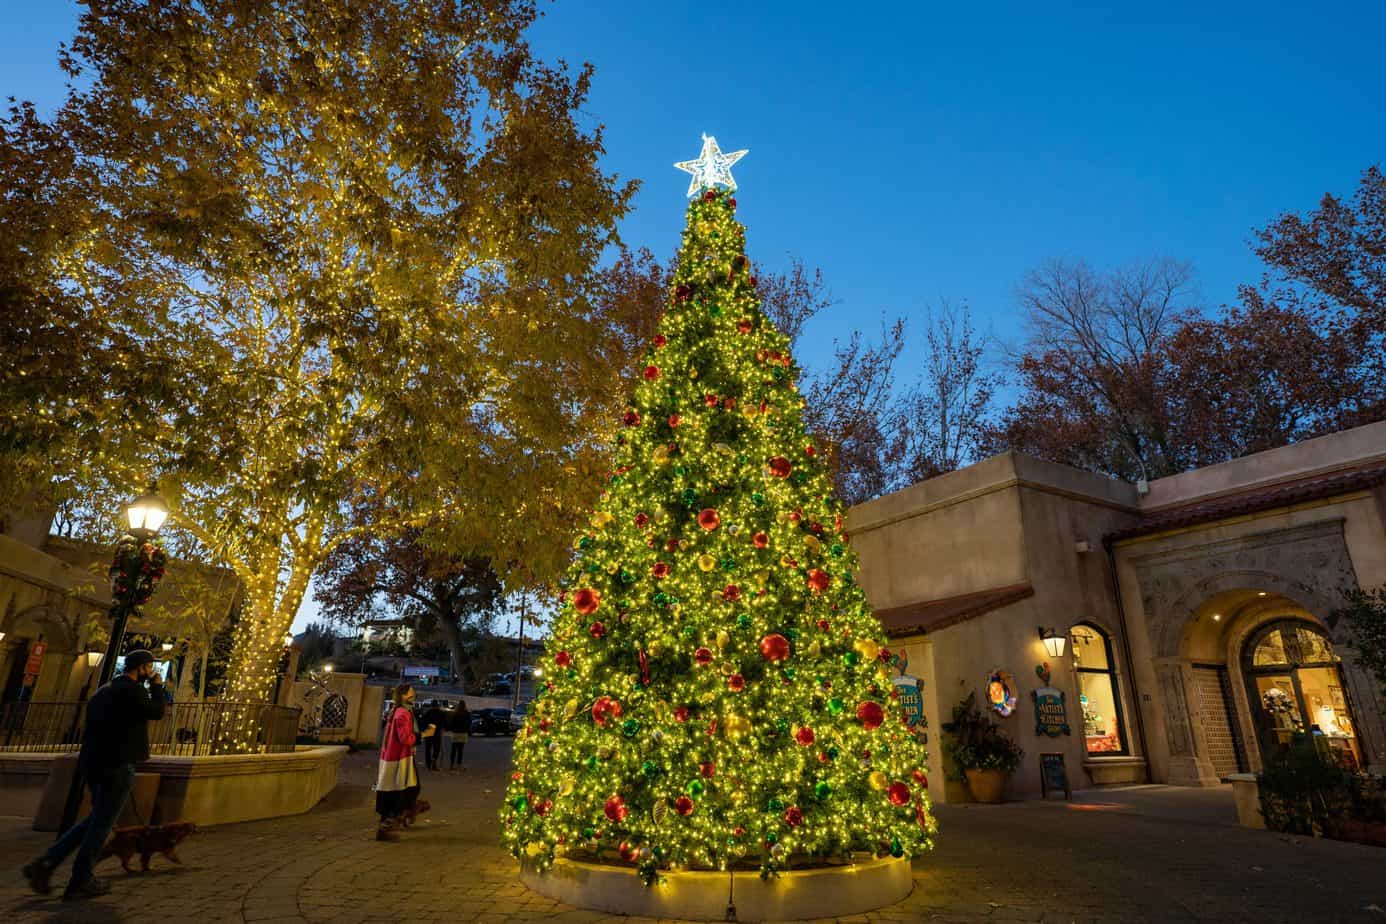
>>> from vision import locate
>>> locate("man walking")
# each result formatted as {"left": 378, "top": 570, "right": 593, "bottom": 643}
{"left": 22, "top": 650, "right": 166, "bottom": 900}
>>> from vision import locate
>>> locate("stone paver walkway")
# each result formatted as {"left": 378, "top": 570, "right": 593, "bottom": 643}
{"left": 2, "top": 738, "right": 1383, "bottom": 923}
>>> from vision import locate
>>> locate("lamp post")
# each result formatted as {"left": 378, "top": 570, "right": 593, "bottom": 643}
{"left": 1038, "top": 626, "right": 1069, "bottom": 660}
{"left": 56, "top": 480, "right": 169, "bottom": 837}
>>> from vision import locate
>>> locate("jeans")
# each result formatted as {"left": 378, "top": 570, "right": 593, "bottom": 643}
{"left": 45, "top": 763, "right": 135, "bottom": 886}
{"left": 424, "top": 734, "right": 442, "bottom": 768}
{"left": 449, "top": 738, "right": 466, "bottom": 767}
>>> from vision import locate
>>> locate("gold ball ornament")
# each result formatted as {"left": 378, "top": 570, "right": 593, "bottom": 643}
{"left": 869, "top": 770, "right": 889, "bottom": 790}
{"left": 854, "top": 638, "right": 880, "bottom": 661}
{"left": 563, "top": 699, "right": 578, "bottom": 720}
{"left": 525, "top": 842, "right": 544, "bottom": 858}
{"left": 559, "top": 777, "right": 575, "bottom": 796}
{"left": 716, "top": 630, "right": 731, "bottom": 649}
{"left": 724, "top": 714, "right": 752, "bottom": 738}
{"left": 803, "top": 534, "right": 822, "bottom": 554}
{"left": 698, "top": 554, "right": 717, "bottom": 572}
{"left": 591, "top": 511, "right": 614, "bottom": 529}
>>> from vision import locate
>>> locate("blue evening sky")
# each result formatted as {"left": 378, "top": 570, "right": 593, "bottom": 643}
{"left": 4, "top": 2, "right": 1382, "bottom": 634}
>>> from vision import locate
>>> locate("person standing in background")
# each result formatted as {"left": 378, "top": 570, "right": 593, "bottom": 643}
{"left": 448, "top": 699, "right": 470, "bottom": 772}
{"left": 420, "top": 699, "right": 447, "bottom": 771}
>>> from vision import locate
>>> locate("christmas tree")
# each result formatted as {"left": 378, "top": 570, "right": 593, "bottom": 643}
{"left": 503, "top": 136, "right": 935, "bottom": 881}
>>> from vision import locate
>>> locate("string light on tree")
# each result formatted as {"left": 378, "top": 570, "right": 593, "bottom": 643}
{"left": 502, "top": 136, "right": 935, "bottom": 883}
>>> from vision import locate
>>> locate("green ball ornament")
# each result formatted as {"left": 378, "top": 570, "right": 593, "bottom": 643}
{"left": 709, "top": 303, "right": 722, "bottom": 317}
{"left": 782, "top": 667, "right": 796, "bottom": 680}
{"left": 737, "top": 614, "right": 753, "bottom": 630}
{"left": 765, "top": 831, "right": 778, "bottom": 844}
{"left": 642, "top": 760, "right": 660, "bottom": 778}
{"left": 785, "top": 628, "right": 799, "bottom": 641}
{"left": 843, "top": 652, "right": 859, "bottom": 668}
{"left": 814, "top": 781, "right": 832, "bottom": 800}
{"left": 622, "top": 718, "right": 641, "bottom": 738}
{"left": 619, "top": 570, "right": 635, "bottom": 585}
{"left": 827, "top": 698, "right": 844, "bottom": 715}
{"left": 682, "top": 624, "right": 696, "bottom": 638}
{"left": 719, "top": 556, "right": 736, "bottom": 572}
{"left": 751, "top": 492, "right": 765, "bottom": 506}
{"left": 826, "top": 746, "right": 840, "bottom": 760}
{"left": 582, "top": 826, "right": 596, "bottom": 839}
{"left": 578, "top": 537, "right": 594, "bottom": 549}
{"left": 680, "top": 489, "right": 697, "bottom": 505}
{"left": 737, "top": 454, "right": 749, "bottom": 464}
{"left": 513, "top": 795, "right": 529, "bottom": 811}
{"left": 585, "top": 756, "right": 598, "bottom": 771}
{"left": 686, "top": 780, "right": 705, "bottom": 798}
{"left": 890, "top": 837, "right": 904, "bottom": 858}
{"left": 774, "top": 718, "right": 790, "bottom": 736}
{"left": 830, "top": 543, "right": 845, "bottom": 557}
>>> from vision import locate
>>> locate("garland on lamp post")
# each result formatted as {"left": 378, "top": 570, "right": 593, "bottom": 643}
{"left": 108, "top": 533, "right": 168, "bottom": 614}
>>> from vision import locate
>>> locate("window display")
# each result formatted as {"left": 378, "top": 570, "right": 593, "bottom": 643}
{"left": 1070, "top": 624, "right": 1127, "bottom": 755}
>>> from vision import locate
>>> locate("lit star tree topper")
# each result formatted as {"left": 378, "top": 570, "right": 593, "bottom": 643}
{"left": 673, "top": 133, "right": 748, "bottom": 198}
{"left": 501, "top": 148, "right": 935, "bottom": 884}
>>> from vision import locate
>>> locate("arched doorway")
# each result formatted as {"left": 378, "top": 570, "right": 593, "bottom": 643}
{"left": 1242, "top": 619, "right": 1363, "bottom": 770}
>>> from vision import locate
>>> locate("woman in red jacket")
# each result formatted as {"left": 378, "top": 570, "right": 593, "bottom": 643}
{"left": 375, "top": 684, "right": 434, "bottom": 841}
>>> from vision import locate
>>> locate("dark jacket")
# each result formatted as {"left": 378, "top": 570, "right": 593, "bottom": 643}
{"left": 421, "top": 704, "right": 448, "bottom": 734}
{"left": 449, "top": 703, "right": 471, "bottom": 734}
{"left": 79, "top": 675, "right": 166, "bottom": 777}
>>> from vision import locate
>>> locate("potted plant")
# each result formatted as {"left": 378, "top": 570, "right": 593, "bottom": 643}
{"left": 942, "top": 692, "right": 1024, "bottom": 803}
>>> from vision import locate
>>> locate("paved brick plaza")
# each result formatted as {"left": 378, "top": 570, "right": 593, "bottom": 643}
{"left": 2, "top": 737, "right": 1382, "bottom": 923}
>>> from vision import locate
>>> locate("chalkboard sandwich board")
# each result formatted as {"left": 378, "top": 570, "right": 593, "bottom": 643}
{"left": 1040, "top": 752, "right": 1071, "bottom": 800}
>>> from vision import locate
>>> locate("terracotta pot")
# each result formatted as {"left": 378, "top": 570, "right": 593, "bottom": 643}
{"left": 964, "top": 768, "right": 1007, "bottom": 804}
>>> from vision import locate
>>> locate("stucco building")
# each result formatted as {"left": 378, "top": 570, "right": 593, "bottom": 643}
{"left": 848, "top": 420, "right": 1386, "bottom": 803}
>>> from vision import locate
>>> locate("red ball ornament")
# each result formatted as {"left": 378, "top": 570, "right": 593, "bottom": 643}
{"left": 592, "top": 696, "right": 623, "bottom": 727}
{"left": 665, "top": 537, "right": 681, "bottom": 552}
{"left": 535, "top": 799, "right": 553, "bottom": 817}
{"left": 619, "top": 841, "right": 636, "bottom": 862}
{"left": 554, "top": 650, "right": 572, "bottom": 668}
{"left": 694, "top": 647, "right": 714, "bottom": 666}
{"left": 704, "top": 393, "right": 719, "bottom": 407}
{"left": 651, "top": 562, "right": 671, "bottom": 579}
{"left": 643, "top": 364, "right": 661, "bottom": 381}
{"left": 805, "top": 445, "right": 817, "bottom": 457}
{"left": 622, "top": 411, "right": 640, "bottom": 427}
{"left": 722, "top": 396, "right": 737, "bottom": 410}
{"left": 795, "top": 726, "right": 816, "bottom": 747}
{"left": 767, "top": 456, "right": 792, "bottom": 478}
{"left": 634, "top": 512, "right": 650, "bottom": 528}
{"left": 806, "top": 569, "right": 831, "bottom": 593}
{"left": 912, "top": 769, "right": 928, "bottom": 786}
{"left": 857, "top": 701, "right": 885, "bottom": 730}
{"left": 703, "top": 190, "right": 718, "bottom": 202}
{"left": 816, "top": 619, "right": 830, "bottom": 632}
{"left": 784, "top": 806, "right": 804, "bottom": 828}
{"left": 817, "top": 750, "right": 832, "bottom": 763}
{"left": 674, "top": 706, "right": 691, "bottom": 723}
{"left": 674, "top": 795, "right": 695, "bottom": 815}
{"left": 728, "top": 197, "right": 737, "bottom": 209}
{"left": 668, "top": 413, "right": 681, "bottom": 428}
{"left": 604, "top": 795, "right": 628, "bottom": 822}
{"left": 737, "top": 319, "right": 752, "bottom": 334}
{"left": 759, "top": 633, "right": 791, "bottom": 662}
{"left": 698, "top": 508, "right": 721, "bottom": 531}
{"left": 888, "top": 782, "right": 911, "bottom": 807}
{"left": 727, "top": 674, "right": 746, "bottom": 692}
{"left": 589, "top": 621, "right": 606, "bottom": 639}
{"left": 700, "top": 761, "right": 717, "bottom": 778}
{"left": 722, "top": 583, "right": 742, "bottom": 602}
{"left": 654, "top": 334, "right": 667, "bottom": 347}
{"left": 574, "top": 588, "right": 600, "bottom": 615}
{"left": 674, "top": 284, "right": 692, "bottom": 302}
{"left": 752, "top": 531, "right": 769, "bottom": 548}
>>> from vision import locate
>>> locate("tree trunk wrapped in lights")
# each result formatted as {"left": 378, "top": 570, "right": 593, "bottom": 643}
{"left": 502, "top": 146, "right": 935, "bottom": 881}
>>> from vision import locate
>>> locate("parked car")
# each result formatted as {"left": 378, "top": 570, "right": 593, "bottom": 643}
{"left": 509, "top": 704, "right": 527, "bottom": 733}
{"left": 470, "top": 707, "right": 512, "bottom": 736}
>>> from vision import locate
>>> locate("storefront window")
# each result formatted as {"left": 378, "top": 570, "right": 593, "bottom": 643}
{"left": 1071, "top": 624, "right": 1127, "bottom": 755}
{"left": 1243, "top": 619, "right": 1362, "bottom": 770}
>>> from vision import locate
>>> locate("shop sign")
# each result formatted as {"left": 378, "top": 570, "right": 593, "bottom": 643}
{"left": 1032, "top": 686, "right": 1071, "bottom": 737}
{"left": 893, "top": 675, "right": 927, "bottom": 740}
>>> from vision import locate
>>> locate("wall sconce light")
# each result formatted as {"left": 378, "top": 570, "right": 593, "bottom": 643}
{"left": 1038, "top": 626, "right": 1068, "bottom": 659}
{"left": 324, "top": 664, "right": 334, "bottom": 673}
{"left": 86, "top": 651, "right": 104, "bottom": 668}
{"left": 161, "top": 640, "right": 175, "bottom": 653}
{"left": 0, "top": 631, "right": 6, "bottom": 642}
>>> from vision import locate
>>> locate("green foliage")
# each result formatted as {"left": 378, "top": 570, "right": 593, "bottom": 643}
{"left": 1338, "top": 587, "right": 1386, "bottom": 697}
{"left": 501, "top": 189, "right": 934, "bottom": 880}
{"left": 940, "top": 692, "right": 1023, "bottom": 777}
{"left": 1257, "top": 735, "right": 1352, "bottom": 835}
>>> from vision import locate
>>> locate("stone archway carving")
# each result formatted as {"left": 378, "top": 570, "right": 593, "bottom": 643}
{"left": 1130, "top": 518, "right": 1374, "bottom": 780}
{"left": 1132, "top": 519, "right": 1359, "bottom": 659}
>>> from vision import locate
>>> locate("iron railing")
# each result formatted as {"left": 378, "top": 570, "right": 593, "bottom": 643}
{"left": 0, "top": 700, "right": 302, "bottom": 757}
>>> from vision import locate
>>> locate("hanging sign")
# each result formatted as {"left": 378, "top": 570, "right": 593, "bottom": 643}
{"left": 1032, "top": 686, "right": 1071, "bottom": 737}
{"left": 986, "top": 669, "right": 1017, "bottom": 717}
{"left": 892, "top": 675, "right": 927, "bottom": 741}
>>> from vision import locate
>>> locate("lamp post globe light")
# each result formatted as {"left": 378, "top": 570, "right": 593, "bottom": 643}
{"left": 58, "top": 479, "right": 171, "bottom": 837}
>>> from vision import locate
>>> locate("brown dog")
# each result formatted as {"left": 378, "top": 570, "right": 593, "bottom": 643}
{"left": 98, "top": 822, "right": 197, "bottom": 872}
{"left": 400, "top": 799, "right": 430, "bottom": 827}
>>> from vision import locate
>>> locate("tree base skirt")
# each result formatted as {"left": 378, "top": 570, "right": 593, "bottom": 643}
{"left": 519, "top": 854, "right": 913, "bottom": 921}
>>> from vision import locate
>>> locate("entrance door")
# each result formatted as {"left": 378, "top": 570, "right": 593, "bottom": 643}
{"left": 1242, "top": 620, "right": 1363, "bottom": 770}
{"left": 1191, "top": 665, "right": 1245, "bottom": 778}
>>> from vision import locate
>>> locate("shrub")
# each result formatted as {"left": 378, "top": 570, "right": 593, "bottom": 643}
{"left": 941, "top": 692, "right": 1023, "bottom": 777}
